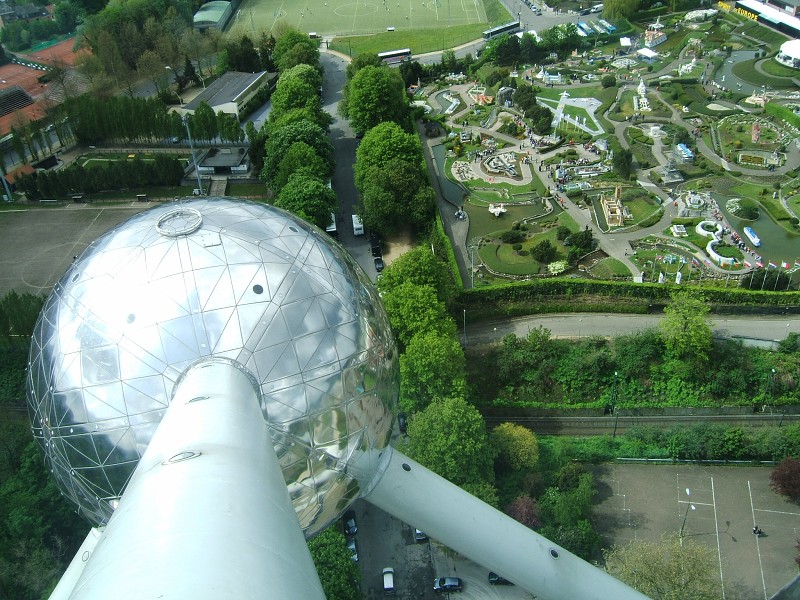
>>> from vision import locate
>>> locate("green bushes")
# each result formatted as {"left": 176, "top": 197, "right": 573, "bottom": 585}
{"left": 544, "top": 424, "right": 800, "bottom": 463}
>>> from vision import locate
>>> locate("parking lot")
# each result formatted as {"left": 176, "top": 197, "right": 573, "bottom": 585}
{"left": 592, "top": 463, "right": 800, "bottom": 600}
{"left": 350, "top": 499, "right": 535, "bottom": 600}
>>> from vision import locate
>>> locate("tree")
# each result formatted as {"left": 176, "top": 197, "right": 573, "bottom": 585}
{"left": 491, "top": 422, "right": 540, "bottom": 472}
{"left": 531, "top": 239, "right": 557, "bottom": 263}
{"left": 460, "top": 481, "right": 500, "bottom": 508}
{"left": 376, "top": 245, "right": 444, "bottom": 295}
{"left": 527, "top": 104, "right": 553, "bottom": 135}
{"left": 603, "top": 535, "right": 720, "bottom": 600}
{"left": 379, "top": 282, "right": 455, "bottom": 348}
{"left": 261, "top": 120, "right": 334, "bottom": 190}
{"left": 354, "top": 122, "right": 422, "bottom": 190}
{"left": 346, "top": 66, "right": 408, "bottom": 134}
{"left": 357, "top": 158, "right": 423, "bottom": 234}
{"left": 441, "top": 49, "right": 457, "bottom": 73}
{"left": 273, "top": 29, "right": 319, "bottom": 72}
{"left": 603, "top": 0, "right": 641, "bottom": 19}
{"left": 400, "top": 332, "right": 467, "bottom": 414}
{"left": 273, "top": 142, "right": 331, "bottom": 191}
{"left": 601, "top": 74, "right": 617, "bottom": 88}
{"left": 307, "top": 528, "right": 361, "bottom": 600}
{"left": 275, "top": 174, "right": 338, "bottom": 230}
{"left": 659, "top": 291, "right": 713, "bottom": 365}
{"left": 770, "top": 457, "right": 800, "bottom": 501}
{"left": 403, "top": 396, "right": 495, "bottom": 486}
{"left": 345, "top": 52, "right": 383, "bottom": 81}
{"left": 505, "top": 495, "right": 541, "bottom": 529}
{"left": 613, "top": 147, "right": 633, "bottom": 180}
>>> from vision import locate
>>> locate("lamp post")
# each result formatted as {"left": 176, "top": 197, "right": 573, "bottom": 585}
{"left": 182, "top": 115, "right": 203, "bottom": 195}
{"left": 463, "top": 309, "right": 467, "bottom": 347}
{"left": 680, "top": 488, "right": 695, "bottom": 538}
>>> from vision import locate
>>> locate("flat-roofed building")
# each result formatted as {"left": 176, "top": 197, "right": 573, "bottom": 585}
{"left": 182, "top": 71, "right": 276, "bottom": 120}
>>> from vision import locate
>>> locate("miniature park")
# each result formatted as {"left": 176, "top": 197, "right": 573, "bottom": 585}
{"left": 413, "top": 8, "right": 800, "bottom": 290}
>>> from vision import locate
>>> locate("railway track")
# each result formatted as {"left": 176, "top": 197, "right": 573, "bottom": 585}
{"left": 482, "top": 412, "right": 800, "bottom": 435}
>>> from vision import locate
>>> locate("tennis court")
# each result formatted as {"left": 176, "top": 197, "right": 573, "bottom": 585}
{"left": 228, "top": 0, "right": 487, "bottom": 37}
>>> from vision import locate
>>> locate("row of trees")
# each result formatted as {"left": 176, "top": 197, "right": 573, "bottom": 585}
{"left": 374, "top": 244, "right": 606, "bottom": 558}
{"left": 16, "top": 155, "right": 184, "bottom": 200}
{"left": 339, "top": 54, "right": 436, "bottom": 235}
{"left": 250, "top": 30, "right": 338, "bottom": 230}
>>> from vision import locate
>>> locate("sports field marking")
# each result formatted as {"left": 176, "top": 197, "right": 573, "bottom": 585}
{"left": 748, "top": 480, "right": 768, "bottom": 600}
{"left": 711, "top": 477, "right": 725, "bottom": 600}
{"left": 756, "top": 508, "right": 800, "bottom": 516}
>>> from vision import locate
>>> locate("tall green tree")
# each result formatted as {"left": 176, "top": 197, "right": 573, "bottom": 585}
{"left": 613, "top": 147, "right": 634, "bottom": 180}
{"left": 399, "top": 332, "right": 466, "bottom": 414}
{"left": 354, "top": 122, "right": 422, "bottom": 190}
{"left": 380, "top": 282, "right": 455, "bottom": 348}
{"left": 274, "top": 173, "right": 338, "bottom": 230}
{"left": 273, "top": 29, "right": 320, "bottom": 72}
{"left": 404, "top": 396, "right": 495, "bottom": 486}
{"left": 604, "top": 535, "right": 720, "bottom": 600}
{"left": 261, "top": 120, "right": 334, "bottom": 191}
{"left": 491, "top": 422, "right": 540, "bottom": 473}
{"left": 603, "top": 0, "right": 641, "bottom": 19}
{"left": 346, "top": 66, "right": 408, "bottom": 134}
{"left": 659, "top": 291, "right": 713, "bottom": 365}
{"left": 273, "top": 142, "right": 330, "bottom": 191}
{"left": 307, "top": 528, "right": 361, "bottom": 600}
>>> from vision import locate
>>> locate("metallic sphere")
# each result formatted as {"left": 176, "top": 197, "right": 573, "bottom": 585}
{"left": 26, "top": 198, "right": 398, "bottom": 537}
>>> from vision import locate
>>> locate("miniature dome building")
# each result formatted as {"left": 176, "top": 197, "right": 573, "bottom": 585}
{"left": 26, "top": 198, "right": 398, "bottom": 537}
{"left": 776, "top": 39, "right": 800, "bottom": 69}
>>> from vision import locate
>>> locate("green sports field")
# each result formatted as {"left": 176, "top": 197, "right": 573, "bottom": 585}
{"left": 228, "top": 0, "right": 488, "bottom": 37}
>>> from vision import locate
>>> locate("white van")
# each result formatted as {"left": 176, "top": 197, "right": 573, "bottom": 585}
{"left": 382, "top": 567, "right": 395, "bottom": 595}
{"left": 352, "top": 214, "right": 364, "bottom": 236}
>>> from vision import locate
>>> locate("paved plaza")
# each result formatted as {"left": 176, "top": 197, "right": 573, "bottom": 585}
{"left": 593, "top": 463, "right": 800, "bottom": 600}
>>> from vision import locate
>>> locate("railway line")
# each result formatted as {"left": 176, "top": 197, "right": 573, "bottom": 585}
{"left": 482, "top": 412, "right": 800, "bottom": 435}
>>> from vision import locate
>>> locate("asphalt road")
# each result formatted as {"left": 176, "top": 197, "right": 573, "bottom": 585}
{"left": 464, "top": 313, "right": 800, "bottom": 347}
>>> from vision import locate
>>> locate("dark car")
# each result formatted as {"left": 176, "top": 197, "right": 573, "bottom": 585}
{"left": 374, "top": 257, "right": 385, "bottom": 272}
{"left": 433, "top": 577, "right": 463, "bottom": 593}
{"left": 488, "top": 572, "right": 513, "bottom": 585}
{"left": 414, "top": 528, "right": 428, "bottom": 542}
{"left": 397, "top": 412, "right": 407, "bottom": 434}
{"left": 371, "top": 242, "right": 382, "bottom": 257}
{"left": 342, "top": 510, "right": 357, "bottom": 535}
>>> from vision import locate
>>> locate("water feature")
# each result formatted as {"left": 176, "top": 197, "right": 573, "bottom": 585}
{"left": 715, "top": 193, "right": 800, "bottom": 264}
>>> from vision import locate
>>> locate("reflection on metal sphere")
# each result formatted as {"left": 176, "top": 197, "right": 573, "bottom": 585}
{"left": 26, "top": 198, "right": 398, "bottom": 537}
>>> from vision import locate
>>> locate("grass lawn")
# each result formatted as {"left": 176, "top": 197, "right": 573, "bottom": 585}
{"left": 759, "top": 58, "right": 800, "bottom": 78}
{"left": 228, "top": 183, "right": 269, "bottom": 198}
{"left": 731, "top": 59, "right": 795, "bottom": 88}
{"left": 589, "top": 257, "right": 631, "bottom": 278}
{"left": 479, "top": 224, "right": 568, "bottom": 276}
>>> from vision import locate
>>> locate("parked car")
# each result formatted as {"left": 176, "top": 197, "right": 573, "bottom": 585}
{"left": 414, "top": 528, "right": 428, "bottom": 542}
{"left": 433, "top": 577, "right": 463, "bottom": 593}
{"left": 374, "top": 257, "right": 385, "bottom": 272}
{"left": 342, "top": 509, "right": 357, "bottom": 535}
{"left": 346, "top": 537, "right": 358, "bottom": 562}
{"left": 488, "top": 572, "right": 513, "bottom": 585}
{"left": 397, "top": 412, "right": 407, "bottom": 434}
{"left": 383, "top": 567, "right": 395, "bottom": 595}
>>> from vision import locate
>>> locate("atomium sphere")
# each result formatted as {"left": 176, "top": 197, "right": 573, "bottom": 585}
{"left": 26, "top": 197, "right": 398, "bottom": 537}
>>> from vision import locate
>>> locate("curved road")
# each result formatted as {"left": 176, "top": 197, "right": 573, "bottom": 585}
{"left": 464, "top": 312, "right": 800, "bottom": 346}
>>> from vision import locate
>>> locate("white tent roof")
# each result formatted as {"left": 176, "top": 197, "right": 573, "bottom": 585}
{"left": 637, "top": 48, "right": 658, "bottom": 59}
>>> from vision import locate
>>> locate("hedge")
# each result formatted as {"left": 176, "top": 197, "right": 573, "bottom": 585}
{"left": 434, "top": 214, "right": 464, "bottom": 293}
{"left": 453, "top": 278, "right": 800, "bottom": 320}
{"left": 765, "top": 101, "right": 800, "bottom": 130}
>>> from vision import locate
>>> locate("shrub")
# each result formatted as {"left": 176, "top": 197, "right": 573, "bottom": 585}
{"left": 770, "top": 457, "right": 800, "bottom": 501}
{"left": 500, "top": 230, "right": 526, "bottom": 244}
